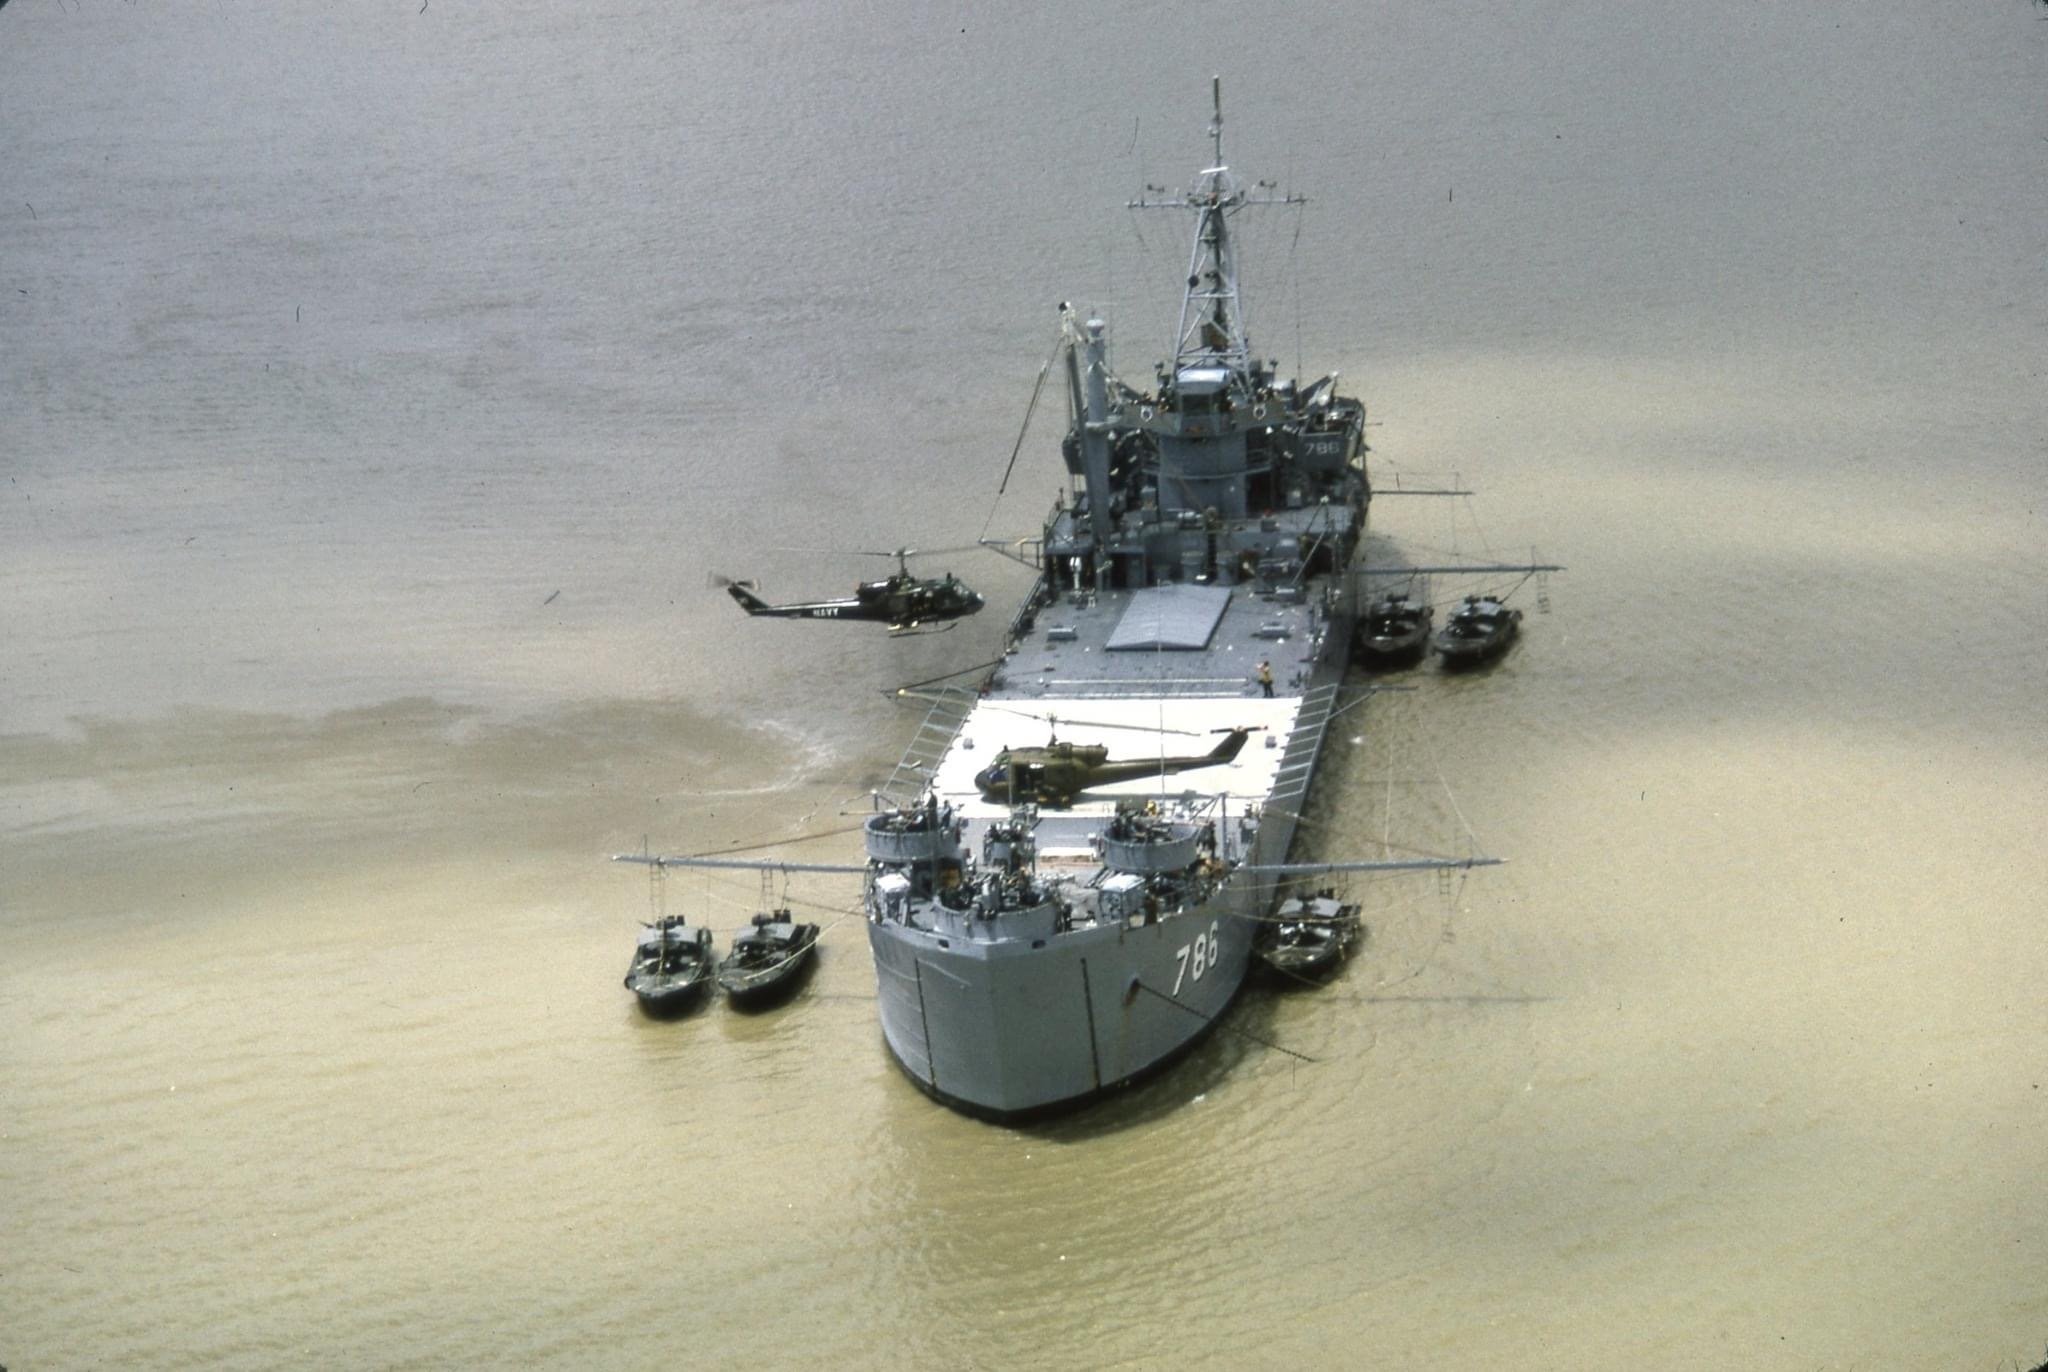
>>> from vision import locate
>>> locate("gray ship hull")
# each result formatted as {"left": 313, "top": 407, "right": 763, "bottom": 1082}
{"left": 868, "top": 612, "right": 1354, "bottom": 1120}
{"left": 868, "top": 884, "right": 1257, "bottom": 1119}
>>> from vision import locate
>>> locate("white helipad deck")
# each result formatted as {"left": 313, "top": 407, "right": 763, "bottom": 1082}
{"left": 929, "top": 694, "right": 1305, "bottom": 830}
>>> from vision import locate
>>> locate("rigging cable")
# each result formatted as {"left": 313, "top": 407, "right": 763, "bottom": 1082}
{"left": 884, "top": 656, "right": 1007, "bottom": 697}
{"left": 1133, "top": 980, "right": 1317, "bottom": 1064}
{"left": 1359, "top": 721, "right": 1479, "bottom": 992}
{"left": 979, "top": 321, "right": 1068, "bottom": 542}
{"left": 679, "top": 819, "right": 871, "bottom": 861}
{"left": 1291, "top": 197, "right": 1305, "bottom": 383}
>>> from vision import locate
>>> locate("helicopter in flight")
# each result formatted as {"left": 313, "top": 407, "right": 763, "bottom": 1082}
{"left": 973, "top": 727, "right": 1253, "bottom": 808}
{"left": 721, "top": 547, "right": 986, "bottom": 634}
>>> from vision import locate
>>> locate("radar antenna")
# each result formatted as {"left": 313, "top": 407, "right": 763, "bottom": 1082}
{"left": 1208, "top": 73, "right": 1223, "bottom": 165}
{"left": 1129, "top": 75, "right": 1304, "bottom": 384}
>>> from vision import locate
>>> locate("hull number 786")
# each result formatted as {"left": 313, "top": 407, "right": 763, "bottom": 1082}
{"left": 1172, "top": 921, "right": 1223, "bottom": 995}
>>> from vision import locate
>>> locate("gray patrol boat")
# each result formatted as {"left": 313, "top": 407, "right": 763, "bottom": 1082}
{"left": 857, "top": 86, "right": 1392, "bottom": 1121}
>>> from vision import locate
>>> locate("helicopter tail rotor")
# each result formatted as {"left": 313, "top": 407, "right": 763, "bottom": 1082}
{"left": 723, "top": 580, "right": 771, "bottom": 615}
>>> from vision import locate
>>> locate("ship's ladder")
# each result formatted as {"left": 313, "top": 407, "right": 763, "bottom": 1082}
{"left": 876, "top": 685, "right": 979, "bottom": 807}
{"left": 1267, "top": 682, "right": 1342, "bottom": 813}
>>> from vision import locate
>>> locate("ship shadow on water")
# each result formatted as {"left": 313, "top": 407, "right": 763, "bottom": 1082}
{"left": 1006, "top": 986, "right": 1315, "bottom": 1142}
{"left": 1008, "top": 972, "right": 1556, "bottom": 1143}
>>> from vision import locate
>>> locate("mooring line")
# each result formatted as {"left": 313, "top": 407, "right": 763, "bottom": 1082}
{"left": 1134, "top": 981, "right": 1317, "bottom": 1064}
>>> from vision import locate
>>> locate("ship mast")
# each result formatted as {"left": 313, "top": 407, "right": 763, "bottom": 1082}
{"left": 1178, "top": 76, "right": 1249, "bottom": 378}
{"left": 1132, "top": 77, "right": 1303, "bottom": 391}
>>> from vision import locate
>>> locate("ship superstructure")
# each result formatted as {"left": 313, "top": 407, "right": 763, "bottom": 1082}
{"left": 859, "top": 86, "right": 1376, "bottom": 1119}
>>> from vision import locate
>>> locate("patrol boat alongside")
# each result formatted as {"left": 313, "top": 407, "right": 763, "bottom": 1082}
{"left": 1254, "top": 890, "right": 1363, "bottom": 981}
{"left": 1355, "top": 591, "right": 1433, "bottom": 668}
{"left": 1434, "top": 594, "right": 1521, "bottom": 667}
{"left": 716, "top": 909, "right": 821, "bottom": 1006}
{"left": 624, "top": 915, "right": 715, "bottom": 1016}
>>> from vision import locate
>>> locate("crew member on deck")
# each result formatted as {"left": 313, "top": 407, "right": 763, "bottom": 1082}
{"left": 1257, "top": 660, "right": 1274, "bottom": 697}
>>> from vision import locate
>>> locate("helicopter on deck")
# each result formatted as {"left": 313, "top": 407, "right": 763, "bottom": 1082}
{"left": 722, "top": 547, "right": 986, "bottom": 633}
{"left": 973, "top": 728, "right": 1252, "bottom": 808}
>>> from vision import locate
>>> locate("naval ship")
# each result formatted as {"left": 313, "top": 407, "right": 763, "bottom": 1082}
{"left": 625, "top": 85, "right": 1494, "bottom": 1120}
{"left": 854, "top": 87, "right": 1459, "bottom": 1121}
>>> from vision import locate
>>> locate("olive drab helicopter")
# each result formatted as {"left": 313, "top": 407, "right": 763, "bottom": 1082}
{"left": 720, "top": 547, "right": 986, "bottom": 634}
{"left": 973, "top": 726, "right": 1254, "bottom": 808}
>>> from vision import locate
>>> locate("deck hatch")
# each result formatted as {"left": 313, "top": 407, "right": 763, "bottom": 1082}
{"left": 1104, "top": 585, "right": 1231, "bottom": 651}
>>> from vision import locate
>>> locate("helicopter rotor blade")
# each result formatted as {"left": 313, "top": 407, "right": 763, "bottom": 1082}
{"left": 761, "top": 542, "right": 1022, "bottom": 563}
{"left": 890, "top": 690, "right": 1207, "bottom": 737}
{"left": 980, "top": 702, "right": 1206, "bottom": 738}
{"left": 853, "top": 544, "right": 994, "bottom": 560}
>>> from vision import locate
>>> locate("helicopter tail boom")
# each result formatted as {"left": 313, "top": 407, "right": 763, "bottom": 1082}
{"left": 725, "top": 582, "right": 859, "bottom": 619}
{"left": 1207, "top": 728, "right": 1250, "bottom": 764}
